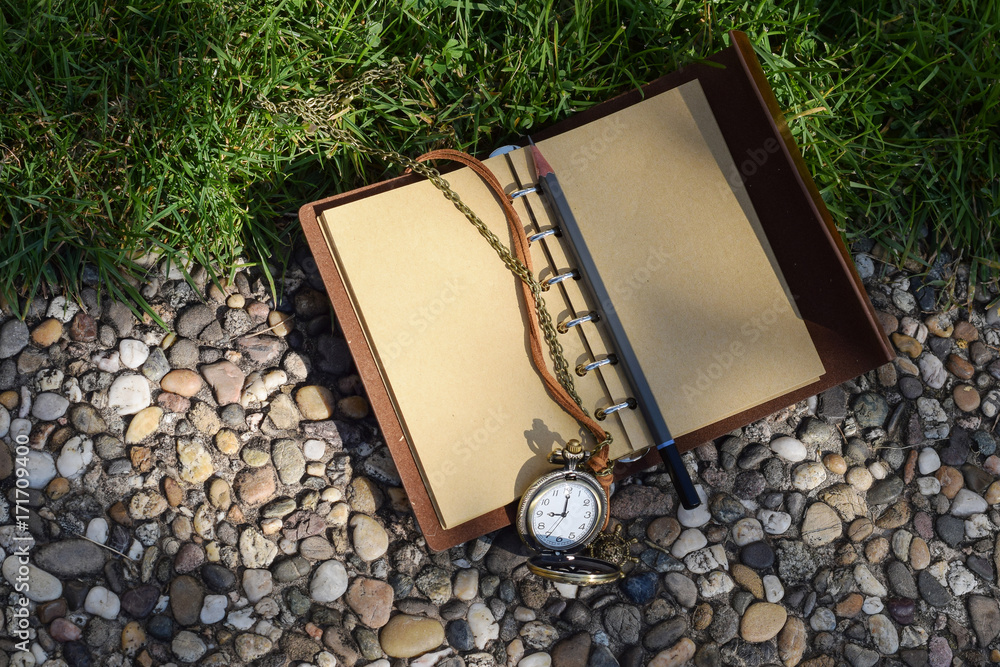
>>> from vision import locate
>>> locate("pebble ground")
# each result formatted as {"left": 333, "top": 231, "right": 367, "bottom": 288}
{"left": 1, "top": 243, "right": 1000, "bottom": 667}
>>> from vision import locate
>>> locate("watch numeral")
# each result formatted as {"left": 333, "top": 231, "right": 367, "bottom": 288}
{"left": 542, "top": 499, "right": 549, "bottom": 506}
{"left": 584, "top": 512, "right": 592, "bottom": 518}
{"left": 583, "top": 499, "right": 590, "bottom": 506}
{"left": 569, "top": 532, "right": 576, "bottom": 539}
{"left": 579, "top": 524, "right": 586, "bottom": 530}
{"left": 535, "top": 511, "right": 542, "bottom": 517}
{"left": 538, "top": 523, "right": 545, "bottom": 529}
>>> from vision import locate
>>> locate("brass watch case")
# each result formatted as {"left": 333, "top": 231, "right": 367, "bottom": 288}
{"left": 516, "top": 466, "right": 617, "bottom": 584}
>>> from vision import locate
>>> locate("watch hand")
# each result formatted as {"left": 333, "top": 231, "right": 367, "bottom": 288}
{"left": 545, "top": 514, "right": 565, "bottom": 537}
{"left": 560, "top": 489, "right": 571, "bottom": 517}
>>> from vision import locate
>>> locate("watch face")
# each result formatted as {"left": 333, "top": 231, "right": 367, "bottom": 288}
{"left": 527, "top": 478, "right": 602, "bottom": 551}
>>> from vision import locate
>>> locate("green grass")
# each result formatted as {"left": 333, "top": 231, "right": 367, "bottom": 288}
{"left": 1, "top": 0, "right": 998, "bottom": 317}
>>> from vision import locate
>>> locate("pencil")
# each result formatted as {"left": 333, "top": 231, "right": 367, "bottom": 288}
{"left": 527, "top": 138, "right": 701, "bottom": 510}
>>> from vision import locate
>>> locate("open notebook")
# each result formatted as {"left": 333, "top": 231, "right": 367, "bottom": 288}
{"left": 315, "top": 79, "right": 825, "bottom": 529}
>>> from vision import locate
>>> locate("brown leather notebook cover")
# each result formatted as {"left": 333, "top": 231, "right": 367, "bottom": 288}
{"left": 299, "top": 31, "right": 893, "bottom": 551}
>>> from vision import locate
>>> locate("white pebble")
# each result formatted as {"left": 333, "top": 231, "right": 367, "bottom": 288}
{"left": 263, "top": 370, "right": 287, "bottom": 392}
{"left": 854, "top": 564, "right": 887, "bottom": 597}
{"left": 966, "top": 514, "right": 993, "bottom": 539}
{"left": 868, "top": 461, "right": 889, "bottom": 480}
{"left": 698, "top": 571, "right": 734, "bottom": 598}
{"left": 118, "top": 339, "right": 149, "bottom": 369}
{"left": 303, "top": 439, "right": 327, "bottom": 461}
{"left": 226, "top": 608, "right": 256, "bottom": 631}
{"left": 200, "top": 594, "right": 228, "bottom": 624}
{"left": 916, "top": 477, "right": 941, "bottom": 495}
{"left": 553, "top": 582, "right": 577, "bottom": 599}
{"left": 47, "top": 296, "right": 80, "bottom": 322}
{"left": 310, "top": 560, "right": 348, "bottom": 603}
{"left": 863, "top": 597, "right": 884, "bottom": 614}
{"left": 732, "top": 518, "right": 765, "bottom": 547}
{"left": 676, "top": 486, "right": 711, "bottom": 527}
{"left": 25, "top": 450, "right": 57, "bottom": 490}
{"left": 758, "top": 510, "right": 792, "bottom": 535}
{"left": 468, "top": 602, "right": 500, "bottom": 650}
{"left": 846, "top": 467, "right": 874, "bottom": 491}
{"left": 107, "top": 374, "right": 152, "bottom": 415}
{"left": 684, "top": 544, "right": 727, "bottom": 574}
{"left": 791, "top": 462, "right": 827, "bottom": 491}
{"left": 56, "top": 436, "right": 93, "bottom": 478}
{"left": 951, "top": 488, "right": 988, "bottom": 517}
{"left": 86, "top": 518, "right": 109, "bottom": 544}
{"left": 670, "top": 529, "right": 707, "bottom": 559}
{"left": 948, "top": 564, "right": 977, "bottom": 596}
{"left": 917, "top": 448, "right": 941, "bottom": 475}
{"left": 84, "top": 586, "right": 121, "bottom": 619}
{"left": 770, "top": 436, "right": 807, "bottom": 462}
{"left": 518, "top": 653, "right": 551, "bottom": 667}
{"left": 93, "top": 350, "right": 121, "bottom": 373}
{"left": 37, "top": 369, "right": 64, "bottom": 392}
{"left": 453, "top": 568, "right": 479, "bottom": 601}
{"left": 763, "top": 574, "right": 783, "bottom": 602}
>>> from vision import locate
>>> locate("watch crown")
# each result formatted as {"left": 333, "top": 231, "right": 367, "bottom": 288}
{"left": 566, "top": 439, "right": 583, "bottom": 455}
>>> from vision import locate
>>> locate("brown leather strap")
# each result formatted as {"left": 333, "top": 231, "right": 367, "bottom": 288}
{"left": 584, "top": 442, "right": 614, "bottom": 529}
{"left": 411, "top": 149, "right": 609, "bottom": 445}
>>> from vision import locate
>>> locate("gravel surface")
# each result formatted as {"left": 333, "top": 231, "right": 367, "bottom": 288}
{"left": 1, "top": 244, "right": 1000, "bottom": 667}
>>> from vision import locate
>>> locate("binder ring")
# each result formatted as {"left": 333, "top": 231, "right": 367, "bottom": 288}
{"left": 542, "top": 270, "right": 578, "bottom": 290}
{"left": 576, "top": 354, "right": 618, "bottom": 377}
{"left": 595, "top": 398, "right": 638, "bottom": 421}
{"left": 527, "top": 228, "right": 560, "bottom": 243}
{"left": 510, "top": 186, "right": 537, "bottom": 199}
{"left": 557, "top": 311, "right": 600, "bottom": 334}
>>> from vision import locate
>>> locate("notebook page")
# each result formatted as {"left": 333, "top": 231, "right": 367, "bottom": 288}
{"left": 534, "top": 79, "right": 825, "bottom": 437}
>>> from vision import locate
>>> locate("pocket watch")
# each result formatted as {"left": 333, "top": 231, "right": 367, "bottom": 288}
{"left": 516, "top": 440, "right": 626, "bottom": 585}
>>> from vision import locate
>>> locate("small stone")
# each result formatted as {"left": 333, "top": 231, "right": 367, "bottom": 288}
{"left": 242, "top": 569, "right": 273, "bottom": 603}
{"left": 648, "top": 638, "right": 696, "bottom": 667}
{"left": 854, "top": 564, "right": 888, "bottom": 597}
{"left": 235, "top": 466, "right": 276, "bottom": 504}
{"left": 177, "top": 438, "right": 214, "bottom": 484}
{"left": 853, "top": 393, "right": 890, "bottom": 428}
{"left": 161, "top": 369, "right": 203, "bottom": 397}
{"left": 802, "top": 502, "right": 842, "bottom": 547}
{"left": 792, "top": 462, "right": 827, "bottom": 491}
{"left": 119, "top": 339, "right": 149, "bottom": 369}
{"left": 917, "top": 448, "right": 940, "bottom": 474}
{"left": 32, "top": 318, "right": 63, "bottom": 346}
{"left": 347, "top": 577, "right": 394, "bottom": 628}
{"left": 272, "top": 439, "right": 306, "bottom": 484}
{"left": 176, "top": 304, "right": 215, "bottom": 337}
{"left": 740, "top": 541, "right": 775, "bottom": 569}
{"left": 821, "top": 484, "right": 868, "bottom": 521}
{"left": 380, "top": 614, "right": 446, "bottom": 659}
{"left": 32, "top": 391, "right": 69, "bottom": 420}
{"left": 869, "top": 613, "right": 899, "bottom": 654}
{"left": 848, "top": 518, "right": 874, "bottom": 542}
{"left": 823, "top": 453, "right": 847, "bottom": 475}
{"left": 108, "top": 374, "right": 152, "bottom": 415}
{"left": 892, "top": 333, "right": 922, "bottom": 358}
{"left": 0, "top": 319, "right": 29, "bottom": 358}
{"left": 125, "top": 406, "right": 162, "bottom": 444}
{"left": 171, "top": 630, "right": 207, "bottom": 663}
{"left": 947, "top": 353, "right": 975, "bottom": 379}
{"left": 84, "top": 586, "right": 121, "bottom": 620}
{"left": 201, "top": 360, "right": 245, "bottom": 405}
{"left": 917, "top": 570, "right": 952, "bottom": 607}
{"left": 740, "top": 602, "right": 787, "bottom": 643}
{"left": 951, "top": 488, "right": 988, "bottom": 517}
{"left": 968, "top": 595, "right": 1000, "bottom": 646}
{"left": 920, "top": 355, "right": 948, "bottom": 389}
{"left": 909, "top": 538, "right": 930, "bottom": 570}
{"left": 268, "top": 310, "right": 295, "bottom": 336}
{"left": 239, "top": 527, "right": 278, "bottom": 568}
{"left": 235, "top": 634, "right": 274, "bottom": 662}
{"left": 732, "top": 518, "right": 764, "bottom": 547}
{"left": 676, "top": 486, "right": 710, "bottom": 527}
{"left": 296, "top": 385, "right": 336, "bottom": 420}
{"left": 129, "top": 490, "right": 168, "bottom": 519}
{"left": 770, "top": 436, "right": 807, "bottom": 462}
{"left": 778, "top": 616, "right": 807, "bottom": 666}
{"left": 953, "top": 384, "right": 980, "bottom": 412}
{"left": 759, "top": 509, "right": 791, "bottom": 534}
{"left": 671, "top": 528, "right": 707, "bottom": 559}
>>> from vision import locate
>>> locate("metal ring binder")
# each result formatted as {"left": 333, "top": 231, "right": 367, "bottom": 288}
{"left": 510, "top": 186, "right": 538, "bottom": 199}
{"left": 557, "top": 312, "right": 600, "bottom": 334}
{"left": 543, "top": 270, "right": 578, "bottom": 290}
{"left": 576, "top": 354, "right": 618, "bottom": 377}
{"left": 527, "top": 228, "right": 560, "bottom": 243}
{"left": 595, "top": 398, "right": 638, "bottom": 421}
